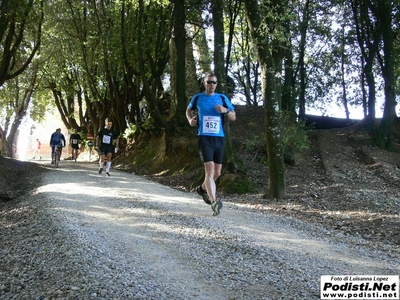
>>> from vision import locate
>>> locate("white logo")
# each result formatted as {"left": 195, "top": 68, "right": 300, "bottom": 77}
{"left": 321, "top": 275, "right": 399, "bottom": 299}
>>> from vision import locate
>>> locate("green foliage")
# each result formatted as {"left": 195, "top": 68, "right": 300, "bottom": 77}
{"left": 30, "top": 90, "right": 53, "bottom": 123}
{"left": 260, "top": 155, "right": 268, "bottom": 166}
{"left": 141, "top": 118, "right": 158, "bottom": 133}
{"left": 244, "top": 131, "right": 265, "bottom": 151}
{"left": 222, "top": 175, "right": 254, "bottom": 194}
{"left": 228, "top": 177, "right": 253, "bottom": 194}
{"left": 245, "top": 134, "right": 259, "bottom": 152}
{"left": 123, "top": 118, "right": 162, "bottom": 141}
{"left": 281, "top": 114, "right": 310, "bottom": 162}
{"left": 0, "top": 0, "right": 43, "bottom": 87}
{"left": 123, "top": 123, "right": 138, "bottom": 140}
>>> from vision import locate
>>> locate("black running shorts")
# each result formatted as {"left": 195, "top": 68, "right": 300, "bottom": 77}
{"left": 198, "top": 136, "right": 225, "bottom": 164}
{"left": 99, "top": 146, "right": 114, "bottom": 155}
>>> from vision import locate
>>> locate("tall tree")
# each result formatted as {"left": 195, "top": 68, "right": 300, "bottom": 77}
{"left": 210, "top": 0, "right": 240, "bottom": 173}
{"left": 43, "top": 0, "right": 173, "bottom": 136}
{"left": 171, "top": 0, "right": 187, "bottom": 126}
{"left": 0, "top": 63, "right": 39, "bottom": 156}
{"left": 224, "top": 0, "right": 242, "bottom": 78}
{"left": 230, "top": 13, "right": 261, "bottom": 106}
{"left": 375, "top": 0, "right": 397, "bottom": 150}
{"left": 351, "top": 0, "right": 380, "bottom": 122}
{"left": 329, "top": 2, "right": 362, "bottom": 120}
{"left": 0, "top": 0, "right": 43, "bottom": 86}
{"left": 296, "top": 0, "right": 311, "bottom": 120}
{"left": 244, "top": 0, "right": 286, "bottom": 199}
{"left": 0, "top": 0, "right": 43, "bottom": 156}
{"left": 211, "top": 0, "right": 226, "bottom": 91}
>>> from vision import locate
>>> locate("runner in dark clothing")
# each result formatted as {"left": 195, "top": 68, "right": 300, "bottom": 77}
{"left": 70, "top": 129, "right": 82, "bottom": 162}
{"left": 96, "top": 121, "right": 119, "bottom": 177}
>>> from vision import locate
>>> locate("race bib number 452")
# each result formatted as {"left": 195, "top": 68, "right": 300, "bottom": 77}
{"left": 202, "top": 116, "right": 220, "bottom": 134}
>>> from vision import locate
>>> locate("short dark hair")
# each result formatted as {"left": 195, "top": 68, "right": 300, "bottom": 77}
{"left": 204, "top": 72, "right": 217, "bottom": 82}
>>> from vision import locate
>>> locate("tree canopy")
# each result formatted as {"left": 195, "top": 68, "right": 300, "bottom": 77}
{"left": 1, "top": 0, "right": 399, "bottom": 198}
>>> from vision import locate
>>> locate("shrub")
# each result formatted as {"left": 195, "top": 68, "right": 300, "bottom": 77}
{"left": 281, "top": 113, "right": 310, "bottom": 163}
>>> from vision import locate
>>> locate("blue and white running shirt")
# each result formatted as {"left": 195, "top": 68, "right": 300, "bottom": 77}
{"left": 188, "top": 92, "right": 235, "bottom": 137}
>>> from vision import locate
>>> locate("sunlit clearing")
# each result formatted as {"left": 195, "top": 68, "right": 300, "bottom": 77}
{"left": 37, "top": 183, "right": 115, "bottom": 196}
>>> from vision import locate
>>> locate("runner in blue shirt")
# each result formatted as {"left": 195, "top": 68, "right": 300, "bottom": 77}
{"left": 49, "top": 128, "right": 66, "bottom": 164}
{"left": 186, "top": 72, "right": 236, "bottom": 216}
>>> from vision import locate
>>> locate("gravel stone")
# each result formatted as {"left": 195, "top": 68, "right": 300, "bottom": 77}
{"left": 0, "top": 160, "right": 399, "bottom": 300}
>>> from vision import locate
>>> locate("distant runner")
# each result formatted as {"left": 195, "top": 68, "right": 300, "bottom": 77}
{"left": 50, "top": 128, "right": 66, "bottom": 164}
{"left": 33, "top": 139, "right": 42, "bottom": 160}
{"left": 96, "top": 121, "right": 119, "bottom": 177}
{"left": 70, "top": 129, "right": 82, "bottom": 162}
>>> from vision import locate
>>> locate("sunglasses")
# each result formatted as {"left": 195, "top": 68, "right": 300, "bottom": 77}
{"left": 206, "top": 81, "right": 217, "bottom": 84}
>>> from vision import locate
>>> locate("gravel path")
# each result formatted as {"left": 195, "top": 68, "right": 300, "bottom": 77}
{"left": 1, "top": 160, "right": 399, "bottom": 299}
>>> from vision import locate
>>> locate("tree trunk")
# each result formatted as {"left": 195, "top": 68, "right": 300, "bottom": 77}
{"left": 340, "top": 27, "right": 350, "bottom": 120}
{"left": 7, "top": 114, "right": 25, "bottom": 159}
{"left": 211, "top": 0, "right": 239, "bottom": 174}
{"left": 244, "top": 0, "right": 286, "bottom": 199}
{"left": 297, "top": 0, "right": 310, "bottom": 120}
{"left": 225, "top": 0, "right": 241, "bottom": 76}
{"left": 51, "top": 87, "right": 71, "bottom": 131}
{"left": 351, "top": 0, "right": 379, "bottom": 125}
{"left": 137, "top": 0, "right": 166, "bottom": 129}
{"left": 6, "top": 71, "right": 37, "bottom": 158}
{"left": 211, "top": 0, "right": 226, "bottom": 91}
{"left": 191, "top": 20, "right": 211, "bottom": 74}
{"left": 173, "top": 0, "right": 187, "bottom": 126}
{"left": 185, "top": 37, "right": 201, "bottom": 98}
{"left": 0, "top": 0, "right": 43, "bottom": 86}
{"left": 376, "top": 0, "right": 396, "bottom": 150}
{"left": 281, "top": 26, "right": 296, "bottom": 123}
{"left": 0, "top": 126, "right": 8, "bottom": 156}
